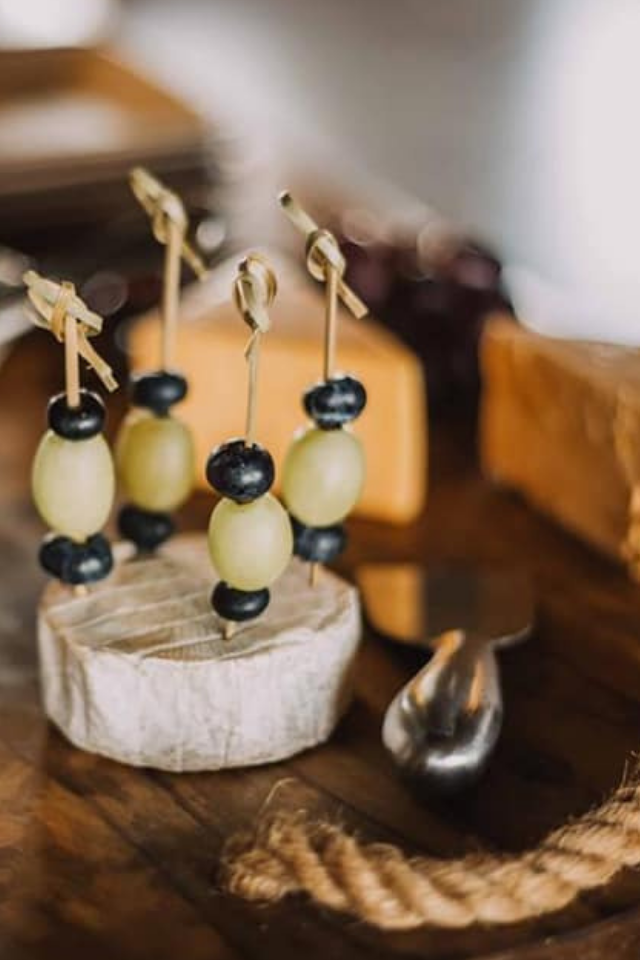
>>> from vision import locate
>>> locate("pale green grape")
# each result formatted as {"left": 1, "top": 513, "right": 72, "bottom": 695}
{"left": 282, "top": 427, "right": 365, "bottom": 526}
{"left": 32, "top": 431, "right": 115, "bottom": 539}
{"left": 208, "top": 494, "right": 292, "bottom": 590}
{"left": 116, "top": 411, "right": 195, "bottom": 512}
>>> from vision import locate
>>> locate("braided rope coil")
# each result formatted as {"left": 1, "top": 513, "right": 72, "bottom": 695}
{"left": 221, "top": 777, "right": 640, "bottom": 931}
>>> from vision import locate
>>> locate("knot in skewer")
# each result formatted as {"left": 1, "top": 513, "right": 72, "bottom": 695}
{"left": 24, "top": 270, "right": 117, "bottom": 396}
{"left": 305, "top": 228, "right": 346, "bottom": 285}
{"left": 278, "top": 191, "right": 368, "bottom": 320}
{"left": 129, "top": 167, "right": 208, "bottom": 280}
{"left": 25, "top": 271, "right": 103, "bottom": 337}
{"left": 232, "top": 253, "right": 277, "bottom": 447}
{"left": 48, "top": 281, "right": 76, "bottom": 343}
{"left": 234, "top": 253, "right": 278, "bottom": 347}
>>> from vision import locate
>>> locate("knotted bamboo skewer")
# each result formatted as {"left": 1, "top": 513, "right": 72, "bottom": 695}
{"left": 24, "top": 271, "right": 117, "bottom": 400}
{"left": 279, "top": 192, "right": 367, "bottom": 381}
{"left": 129, "top": 167, "right": 208, "bottom": 369}
{"left": 25, "top": 271, "right": 118, "bottom": 597}
{"left": 222, "top": 766, "right": 640, "bottom": 931}
{"left": 233, "top": 253, "right": 278, "bottom": 447}
{"left": 220, "top": 254, "right": 278, "bottom": 642}
{"left": 279, "top": 194, "right": 367, "bottom": 586}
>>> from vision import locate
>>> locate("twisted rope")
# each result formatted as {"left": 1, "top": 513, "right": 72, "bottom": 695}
{"left": 221, "top": 774, "right": 640, "bottom": 930}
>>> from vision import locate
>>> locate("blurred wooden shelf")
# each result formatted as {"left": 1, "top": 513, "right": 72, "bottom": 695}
{"left": 0, "top": 47, "right": 213, "bottom": 231}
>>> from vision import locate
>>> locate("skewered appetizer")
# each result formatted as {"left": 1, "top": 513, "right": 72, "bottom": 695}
{"left": 25, "top": 271, "right": 118, "bottom": 589}
{"left": 278, "top": 193, "right": 368, "bottom": 582}
{"left": 206, "top": 254, "right": 293, "bottom": 635}
{"left": 116, "top": 168, "right": 208, "bottom": 553}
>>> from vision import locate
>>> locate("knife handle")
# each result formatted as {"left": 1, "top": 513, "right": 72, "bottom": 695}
{"left": 409, "top": 630, "right": 500, "bottom": 737}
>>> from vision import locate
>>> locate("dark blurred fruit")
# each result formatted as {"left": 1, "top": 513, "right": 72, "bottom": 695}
{"left": 339, "top": 226, "right": 511, "bottom": 418}
{"left": 291, "top": 516, "right": 347, "bottom": 563}
{"left": 131, "top": 371, "right": 188, "bottom": 415}
{"left": 118, "top": 505, "right": 175, "bottom": 553}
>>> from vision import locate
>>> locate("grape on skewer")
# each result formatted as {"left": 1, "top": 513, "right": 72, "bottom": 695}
{"left": 278, "top": 193, "right": 369, "bottom": 585}
{"left": 116, "top": 168, "right": 208, "bottom": 554}
{"left": 25, "top": 270, "right": 118, "bottom": 593}
{"left": 205, "top": 254, "right": 292, "bottom": 640}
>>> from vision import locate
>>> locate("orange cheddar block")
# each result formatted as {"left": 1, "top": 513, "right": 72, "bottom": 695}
{"left": 126, "top": 267, "right": 427, "bottom": 524}
{"left": 481, "top": 316, "right": 640, "bottom": 578}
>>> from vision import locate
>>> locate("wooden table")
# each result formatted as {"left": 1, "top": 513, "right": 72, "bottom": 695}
{"left": 1, "top": 332, "right": 640, "bottom": 960}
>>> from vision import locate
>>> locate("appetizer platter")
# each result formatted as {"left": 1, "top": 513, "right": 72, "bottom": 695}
{"left": 30, "top": 173, "right": 365, "bottom": 771}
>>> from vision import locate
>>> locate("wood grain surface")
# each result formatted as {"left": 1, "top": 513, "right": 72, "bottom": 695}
{"left": 1, "top": 331, "right": 640, "bottom": 959}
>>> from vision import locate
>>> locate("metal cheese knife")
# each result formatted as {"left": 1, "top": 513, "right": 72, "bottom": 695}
{"left": 357, "top": 563, "right": 534, "bottom": 793}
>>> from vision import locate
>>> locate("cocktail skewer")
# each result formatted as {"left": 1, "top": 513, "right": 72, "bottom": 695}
{"left": 25, "top": 270, "right": 118, "bottom": 595}
{"left": 130, "top": 166, "right": 208, "bottom": 368}
{"left": 206, "top": 254, "right": 292, "bottom": 641}
{"left": 116, "top": 168, "right": 208, "bottom": 554}
{"left": 278, "top": 194, "right": 368, "bottom": 586}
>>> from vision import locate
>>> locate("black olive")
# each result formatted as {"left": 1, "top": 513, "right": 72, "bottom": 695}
{"left": 118, "top": 505, "right": 174, "bottom": 553}
{"left": 303, "top": 375, "right": 367, "bottom": 429}
{"left": 291, "top": 517, "right": 347, "bottom": 563}
{"left": 211, "top": 581, "right": 270, "bottom": 622}
{"left": 39, "top": 533, "right": 113, "bottom": 585}
{"left": 131, "top": 370, "right": 188, "bottom": 415}
{"left": 206, "top": 439, "right": 274, "bottom": 502}
{"left": 47, "top": 390, "right": 105, "bottom": 440}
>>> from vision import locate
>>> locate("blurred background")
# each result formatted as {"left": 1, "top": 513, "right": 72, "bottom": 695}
{"left": 3, "top": 0, "right": 639, "bottom": 333}
{"left": 2, "top": 0, "right": 639, "bottom": 333}
{"left": 121, "top": 0, "right": 640, "bottom": 343}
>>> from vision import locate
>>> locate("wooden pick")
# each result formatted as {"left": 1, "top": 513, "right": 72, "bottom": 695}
{"left": 129, "top": 167, "right": 209, "bottom": 369}
{"left": 278, "top": 192, "right": 368, "bottom": 320}
{"left": 233, "top": 254, "right": 278, "bottom": 447}
{"left": 161, "top": 217, "right": 183, "bottom": 370}
{"left": 216, "top": 255, "right": 279, "bottom": 638}
{"left": 279, "top": 191, "right": 368, "bottom": 384}
{"left": 281, "top": 194, "right": 366, "bottom": 586}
